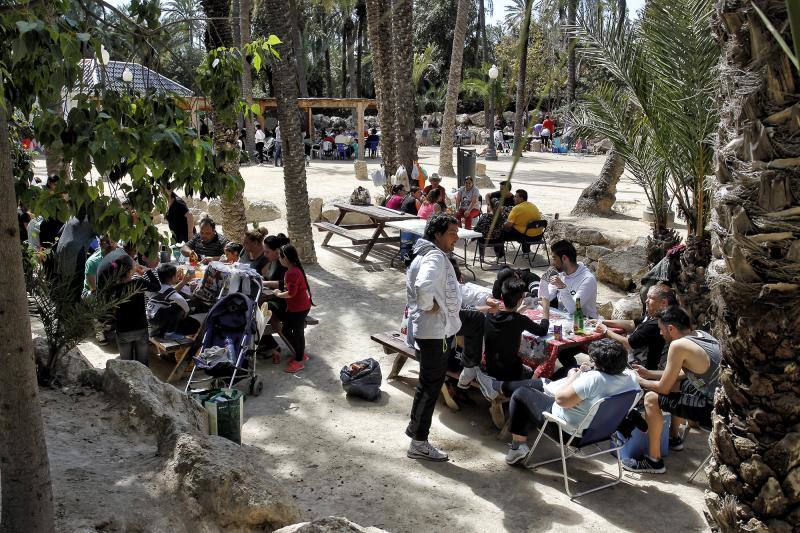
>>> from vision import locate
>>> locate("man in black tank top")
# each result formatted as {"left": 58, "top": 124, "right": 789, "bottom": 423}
{"left": 623, "top": 306, "right": 720, "bottom": 474}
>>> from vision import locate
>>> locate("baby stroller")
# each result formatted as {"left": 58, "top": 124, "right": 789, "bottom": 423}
{"left": 184, "top": 269, "right": 265, "bottom": 396}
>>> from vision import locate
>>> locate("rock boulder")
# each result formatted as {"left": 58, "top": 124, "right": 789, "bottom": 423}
{"left": 456, "top": 113, "right": 471, "bottom": 125}
{"left": 206, "top": 199, "right": 223, "bottom": 221}
{"left": 308, "top": 197, "right": 323, "bottom": 222}
{"left": 32, "top": 336, "right": 94, "bottom": 385}
{"left": 611, "top": 294, "right": 643, "bottom": 320}
{"left": 274, "top": 516, "right": 390, "bottom": 533}
{"left": 322, "top": 197, "right": 372, "bottom": 225}
{"left": 502, "top": 111, "right": 515, "bottom": 124}
{"left": 596, "top": 246, "right": 649, "bottom": 290}
{"left": 586, "top": 245, "right": 613, "bottom": 261}
{"left": 246, "top": 200, "right": 282, "bottom": 223}
{"left": 469, "top": 112, "right": 486, "bottom": 128}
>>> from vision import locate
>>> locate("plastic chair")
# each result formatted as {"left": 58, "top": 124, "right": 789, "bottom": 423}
{"left": 682, "top": 424, "right": 712, "bottom": 483}
{"left": 322, "top": 141, "right": 334, "bottom": 159}
{"left": 471, "top": 238, "right": 508, "bottom": 271}
{"left": 552, "top": 138, "right": 563, "bottom": 154}
{"left": 310, "top": 143, "right": 321, "bottom": 159}
{"left": 512, "top": 219, "right": 549, "bottom": 267}
{"left": 336, "top": 143, "right": 349, "bottom": 160}
{"left": 366, "top": 138, "right": 380, "bottom": 158}
{"left": 524, "top": 389, "right": 642, "bottom": 499}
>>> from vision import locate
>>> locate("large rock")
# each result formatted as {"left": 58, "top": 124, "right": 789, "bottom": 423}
{"left": 102, "top": 360, "right": 207, "bottom": 448}
{"left": 611, "top": 294, "right": 643, "bottom": 320}
{"left": 308, "top": 197, "right": 323, "bottom": 222}
{"left": 354, "top": 161, "right": 369, "bottom": 181}
{"left": 32, "top": 336, "right": 93, "bottom": 385}
{"left": 596, "top": 246, "right": 650, "bottom": 290}
{"left": 456, "top": 113, "right": 471, "bottom": 125}
{"left": 593, "top": 138, "right": 614, "bottom": 154}
{"left": 163, "top": 432, "right": 304, "bottom": 530}
{"left": 469, "top": 112, "right": 486, "bottom": 128}
{"left": 475, "top": 175, "right": 494, "bottom": 189}
{"left": 100, "top": 360, "right": 304, "bottom": 530}
{"left": 596, "top": 301, "right": 614, "bottom": 319}
{"left": 586, "top": 245, "right": 613, "bottom": 261}
{"left": 502, "top": 111, "right": 515, "bottom": 124}
{"left": 274, "top": 516, "right": 390, "bottom": 533}
{"left": 206, "top": 199, "right": 223, "bottom": 221}
{"left": 246, "top": 200, "right": 282, "bottom": 223}
{"left": 575, "top": 228, "right": 609, "bottom": 246}
{"left": 321, "top": 197, "right": 372, "bottom": 225}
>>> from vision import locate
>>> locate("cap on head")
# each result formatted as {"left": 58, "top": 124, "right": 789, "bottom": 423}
{"left": 430, "top": 173, "right": 441, "bottom": 182}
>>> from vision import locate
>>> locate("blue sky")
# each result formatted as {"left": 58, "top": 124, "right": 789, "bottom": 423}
{"left": 487, "top": 0, "right": 647, "bottom": 24}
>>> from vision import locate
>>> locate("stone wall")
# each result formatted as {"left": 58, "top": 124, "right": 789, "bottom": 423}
{"left": 545, "top": 218, "right": 650, "bottom": 291}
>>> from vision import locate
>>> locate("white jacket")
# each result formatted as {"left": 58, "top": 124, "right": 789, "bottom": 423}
{"left": 538, "top": 262, "right": 598, "bottom": 318}
{"left": 405, "top": 239, "right": 462, "bottom": 345}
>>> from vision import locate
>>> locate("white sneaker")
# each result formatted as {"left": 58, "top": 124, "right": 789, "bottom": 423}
{"left": 458, "top": 365, "right": 478, "bottom": 389}
{"left": 407, "top": 440, "right": 449, "bottom": 462}
{"left": 505, "top": 443, "right": 531, "bottom": 465}
{"left": 475, "top": 369, "right": 499, "bottom": 400}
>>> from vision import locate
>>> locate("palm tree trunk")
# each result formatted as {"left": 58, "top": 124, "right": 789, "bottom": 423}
{"left": 0, "top": 94, "right": 55, "bottom": 532}
{"left": 437, "top": 0, "right": 471, "bottom": 177}
{"left": 202, "top": 0, "right": 247, "bottom": 242}
{"left": 566, "top": 0, "right": 577, "bottom": 106}
{"left": 263, "top": 0, "right": 317, "bottom": 263}
{"left": 615, "top": 0, "right": 626, "bottom": 37}
{"left": 705, "top": 2, "right": 800, "bottom": 530}
{"left": 571, "top": 149, "right": 623, "bottom": 216}
{"left": 324, "top": 45, "right": 333, "bottom": 98}
{"left": 289, "top": 0, "right": 309, "bottom": 97}
{"left": 341, "top": 18, "right": 350, "bottom": 98}
{"left": 513, "top": 0, "right": 533, "bottom": 155}
{"left": 356, "top": 0, "right": 366, "bottom": 97}
{"left": 391, "top": 0, "right": 418, "bottom": 174}
{"left": 479, "top": 0, "right": 490, "bottom": 133}
{"left": 240, "top": 0, "right": 255, "bottom": 155}
{"left": 365, "top": 0, "right": 398, "bottom": 175}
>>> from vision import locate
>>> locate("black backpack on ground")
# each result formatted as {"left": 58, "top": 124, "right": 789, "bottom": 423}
{"left": 340, "top": 358, "right": 382, "bottom": 401}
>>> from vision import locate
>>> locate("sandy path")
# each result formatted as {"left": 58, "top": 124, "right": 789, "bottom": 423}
{"left": 68, "top": 148, "right": 708, "bottom": 532}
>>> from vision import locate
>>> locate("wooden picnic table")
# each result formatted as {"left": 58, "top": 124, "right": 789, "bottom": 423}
{"left": 314, "top": 203, "right": 419, "bottom": 262}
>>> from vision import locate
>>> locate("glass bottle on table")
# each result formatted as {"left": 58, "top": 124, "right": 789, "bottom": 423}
{"left": 573, "top": 297, "right": 584, "bottom": 335}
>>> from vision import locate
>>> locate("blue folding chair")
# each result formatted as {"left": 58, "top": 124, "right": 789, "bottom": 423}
{"left": 336, "top": 143, "right": 349, "bottom": 160}
{"left": 524, "top": 389, "right": 642, "bottom": 499}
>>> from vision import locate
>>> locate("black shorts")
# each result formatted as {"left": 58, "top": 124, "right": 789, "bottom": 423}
{"left": 658, "top": 380, "right": 713, "bottom": 428}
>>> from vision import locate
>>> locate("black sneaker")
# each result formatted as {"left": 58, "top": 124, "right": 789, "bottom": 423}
{"left": 669, "top": 436, "right": 684, "bottom": 451}
{"left": 622, "top": 456, "right": 666, "bottom": 474}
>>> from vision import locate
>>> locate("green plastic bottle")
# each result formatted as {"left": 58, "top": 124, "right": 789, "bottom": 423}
{"left": 573, "top": 297, "right": 584, "bottom": 335}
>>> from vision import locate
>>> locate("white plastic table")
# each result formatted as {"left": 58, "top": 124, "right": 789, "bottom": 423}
{"left": 385, "top": 219, "right": 481, "bottom": 279}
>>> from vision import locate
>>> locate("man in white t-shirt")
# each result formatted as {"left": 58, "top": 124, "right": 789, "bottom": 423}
{"left": 499, "top": 339, "right": 640, "bottom": 465}
{"left": 254, "top": 124, "right": 266, "bottom": 163}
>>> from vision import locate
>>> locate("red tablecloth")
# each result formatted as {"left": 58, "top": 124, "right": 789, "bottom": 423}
{"left": 519, "top": 308, "right": 609, "bottom": 379}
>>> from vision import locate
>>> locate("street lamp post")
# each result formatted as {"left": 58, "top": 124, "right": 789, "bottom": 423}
{"left": 485, "top": 64, "right": 499, "bottom": 161}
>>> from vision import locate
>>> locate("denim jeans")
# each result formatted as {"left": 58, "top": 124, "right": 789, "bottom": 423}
{"left": 117, "top": 328, "right": 150, "bottom": 365}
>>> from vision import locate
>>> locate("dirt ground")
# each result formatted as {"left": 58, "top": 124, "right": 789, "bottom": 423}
{"left": 45, "top": 148, "right": 710, "bottom": 532}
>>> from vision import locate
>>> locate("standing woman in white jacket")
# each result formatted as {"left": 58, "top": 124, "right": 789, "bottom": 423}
{"left": 404, "top": 214, "right": 485, "bottom": 462}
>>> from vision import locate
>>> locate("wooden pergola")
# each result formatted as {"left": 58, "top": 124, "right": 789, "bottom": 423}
{"left": 187, "top": 97, "right": 378, "bottom": 161}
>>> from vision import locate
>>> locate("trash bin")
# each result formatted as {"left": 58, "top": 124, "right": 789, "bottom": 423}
{"left": 457, "top": 147, "right": 476, "bottom": 188}
{"left": 194, "top": 388, "right": 244, "bottom": 444}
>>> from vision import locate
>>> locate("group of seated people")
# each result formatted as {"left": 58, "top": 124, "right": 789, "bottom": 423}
{"left": 405, "top": 214, "right": 719, "bottom": 474}
{"left": 316, "top": 128, "right": 379, "bottom": 159}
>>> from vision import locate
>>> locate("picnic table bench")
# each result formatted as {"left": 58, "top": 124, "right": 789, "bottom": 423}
{"left": 371, "top": 331, "right": 507, "bottom": 428}
{"left": 314, "top": 203, "right": 419, "bottom": 262}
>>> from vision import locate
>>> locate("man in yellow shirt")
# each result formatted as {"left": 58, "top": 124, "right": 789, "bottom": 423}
{"left": 497, "top": 189, "right": 542, "bottom": 256}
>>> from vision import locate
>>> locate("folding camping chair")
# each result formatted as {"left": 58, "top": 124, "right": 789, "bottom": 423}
{"left": 524, "top": 389, "right": 642, "bottom": 499}
{"left": 511, "top": 219, "right": 549, "bottom": 267}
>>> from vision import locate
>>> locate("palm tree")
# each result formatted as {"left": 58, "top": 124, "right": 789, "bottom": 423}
{"left": 570, "top": 0, "right": 718, "bottom": 322}
{"left": 356, "top": 0, "right": 366, "bottom": 96}
{"left": 262, "top": 0, "right": 318, "bottom": 263}
{"left": 163, "top": 0, "right": 204, "bottom": 48}
{"left": 512, "top": 0, "right": 533, "bottom": 155}
{"left": 201, "top": 0, "right": 247, "bottom": 241}
{"left": 240, "top": 0, "right": 255, "bottom": 156}
{"left": 566, "top": 0, "right": 577, "bottom": 105}
{"left": 365, "top": 0, "right": 398, "bottom": 175}
{"left": 438, "top": 0, "right": 471, "bottom": 176}
{"left": 705, "top": 1, "right": 800, "bottom": 529}
{"left": 391, "top": 0, "right": 417, "bottom": 174}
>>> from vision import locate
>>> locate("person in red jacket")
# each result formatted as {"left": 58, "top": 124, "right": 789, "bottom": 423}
{"left": 272, "top": 244, "right": 314, "bottom": 373}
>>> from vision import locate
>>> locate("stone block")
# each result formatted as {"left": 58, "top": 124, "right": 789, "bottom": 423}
{"left": 308, "top": 197, "right": 323, "bottom": 222}
{"left": 475, "top": 162, "right": 487, "bottom": 176}
{"left": 586, "top": 245, "right": 613, "bottom": 261}
{"left": 354, "top": 161, "right": 369, "bottom": 181}
{"left": 596, "top": 246, "right": 649, "bottom": 290}
{"left": 469, "top": 112, "right": 485, "bottom": 127}
{"left": 611, "top": 294, "right": 643, "bottom": 320}
{"left": 475, "top": 175, "right": 493, "bottom": 189}
{"left": 456, "top": 113, "right": 471, "bottom": 125}
{"left": 246, "top": 200, "right": 282, "bottom": 223}
{"left": 574, "top": 228, "right": 609, "bottom": 245}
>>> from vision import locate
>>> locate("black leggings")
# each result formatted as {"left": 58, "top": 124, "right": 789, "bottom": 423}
{"left": 283, "top": 309, "right": 309, "bottom": 361}
{"left": 506, "top": 379, "right": 555, "bottom": 437}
